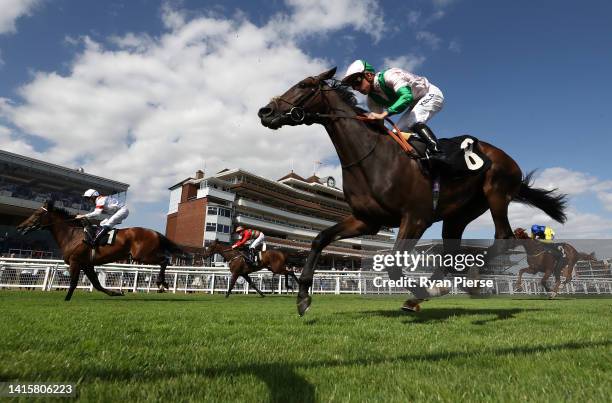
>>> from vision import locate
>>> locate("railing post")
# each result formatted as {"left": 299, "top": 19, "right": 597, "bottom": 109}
{"left": 147, "top": 269, "right": 152, "bottom": 293}
{"left": 133, "top": 270, "right": 138, "bottom": 293}
{"left": 173, "top": 272, "right": 178, "bottom": 294}
{"left": 42, "top": 266, "right": 51, "bottom": 291}
{"left": 210, "top": 274, "right": 215, "bottom": 294}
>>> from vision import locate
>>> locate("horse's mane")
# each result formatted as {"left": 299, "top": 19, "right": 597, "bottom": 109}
{"left": 48, "top": 203, "right": 82, "bottom": 227}
{"left": 324, "top": 79, "right": 387, "bottom": 134}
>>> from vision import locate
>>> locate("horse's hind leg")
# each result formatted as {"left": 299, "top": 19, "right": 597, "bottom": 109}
{"left": 483, "top": 154, "right": 521, "bottom": 239}
{"left": 442, "top": 207, "right": 488, "bottom": 295}
{"left": 84, "top": 266, "right": 123, "bottom": 297}
{"left": 243, "top": 274, "right": 265, "bottom": 297}
{"left": 156, "top": 260, "right": 170, "bottom": 293}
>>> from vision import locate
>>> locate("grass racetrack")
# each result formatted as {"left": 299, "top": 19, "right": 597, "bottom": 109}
{"left": 1, "top": 291, "right": 610, "bottom": 402}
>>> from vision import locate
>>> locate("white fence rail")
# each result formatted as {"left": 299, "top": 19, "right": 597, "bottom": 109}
{"left": 1, "top": 258, "right": 612, "bottom": 296}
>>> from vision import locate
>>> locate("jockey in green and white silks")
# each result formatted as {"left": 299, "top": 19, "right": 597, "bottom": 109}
{"left": 341, "top": 60, "right": 448, "bottom": 164}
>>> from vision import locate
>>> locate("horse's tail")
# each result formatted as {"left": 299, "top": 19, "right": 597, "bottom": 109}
{"left": 157, "top": 234, "right": 185, "bottom": 255}
{"left": 577, "top": 251, "right": 597, "bottom": 261}
{"left": 514, "top": 171, "right": 568, "bottom": 223}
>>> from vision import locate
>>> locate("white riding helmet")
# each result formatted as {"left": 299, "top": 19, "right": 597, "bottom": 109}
{"left": 342, "top": 60, "right": 375, "bottom": 83}
{"left": 83, "top": 189, "right": 100, "bottom": 198}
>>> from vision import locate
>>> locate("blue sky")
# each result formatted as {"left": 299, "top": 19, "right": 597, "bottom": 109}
{"left": 1, "top": 0, "right": 611, "bottom": 238}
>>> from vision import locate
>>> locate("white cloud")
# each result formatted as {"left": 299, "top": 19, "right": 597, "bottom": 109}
{"left": 465, "top": 168, "right": 612, "bottom": 238}
{"left": 536, "top": 167, "right": 599, "bottom": 195}
{"left": 0, "top": 2, "right": 386, "bottom": 204}
{"left": 416, "top": 31, "right": 442, "bottom": 50}
{"left": 383, "top": 55, "right": 426, "bottom": 72}
{"left": 597, "top": 192, "right": 612, "bottom": 212}
{"left": 448, "top": 39, "right": 461, "bottom": 53}
{"left": 0, "top": 124, "right": 42, "bottom": 157}
{"left": 407, "top": 11, "right": 421, "bottom": 25}
{"left": 274, "top": 0, "right": 386, "bottom": 42}
{"left": 469, "top": 203, "right": 612, "bottom": 239}
{"left": 0, "top": 0, "right": 40, "bottom": 35}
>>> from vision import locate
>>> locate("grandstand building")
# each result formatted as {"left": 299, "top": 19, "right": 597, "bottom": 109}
{"left": 0, "top": 150, "right": 129, "bottom": 257}
{"left": 165, "top": 169, "right": 396, "bottom": 269}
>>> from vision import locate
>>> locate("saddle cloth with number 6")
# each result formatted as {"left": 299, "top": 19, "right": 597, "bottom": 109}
{"left": 409, "top": 134, "right": 491, "bottom": 178}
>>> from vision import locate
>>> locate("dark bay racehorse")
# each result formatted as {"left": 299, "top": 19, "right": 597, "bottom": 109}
{"left": 514, "top": 228, "right": 597, "bottom": 298}
{"left": 203, "top": 240, "right": 298, "bottom": 297}
{"left": 17, "top": 200, "right": 187, "bottom": 300}
{"left": 258, "top": 67, "right": 568, "bottom": 315}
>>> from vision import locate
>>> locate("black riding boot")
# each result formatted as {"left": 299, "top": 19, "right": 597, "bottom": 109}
{"left": 547, "top": 244, "right": 564, "bottom": 274}
{"left": 92, "top": 226, "right": 110, "bottom": 247}
{"left": 250, "top": 249, "right": 258, "bottom": 266}
{"left": 412, "top": 123, "right": 451, "bottom": 166}
{"left": 82, "top": 220, "right": 95, "bottom": 246}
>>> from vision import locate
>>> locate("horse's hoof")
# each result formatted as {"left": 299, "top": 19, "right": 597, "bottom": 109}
{"left": 297, "top": 295, "right": 312, "bottom": 316}
{"left": 401, "top": 300, "right": 421, "bottom": 313}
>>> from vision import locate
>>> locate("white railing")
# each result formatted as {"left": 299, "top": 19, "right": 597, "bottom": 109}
{"left": 1, "top": 258, "right": 612, "bottom": 296}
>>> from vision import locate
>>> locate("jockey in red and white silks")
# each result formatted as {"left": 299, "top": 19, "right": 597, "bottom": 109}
{"left": 232, "top": 226, "right": 265, "bottom": 251}
{"left": 76, "top": 189, "right": 129, "bottom": 245}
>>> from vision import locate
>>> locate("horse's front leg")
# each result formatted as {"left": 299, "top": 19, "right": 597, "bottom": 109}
{"left": 84, "top": 266, "right": 123, "bottom": 297}
{"left": 65, "top": 263, "right": 81, "bottom": 301}
{"left": 540, "top": 270, "right": 552, "bottom": 293}
{"left": 391, "top": 215, "right": 432, "bottom": 312}
{"left": 298, "top": 215, "right": 379, "bottom": 316}
{"left": 226, "top": 273, "right": 239, "bottom": 298}
{"left": 549, "top": 273, "right": 562, "bottom": 299}
{"left": 515, "top": 266, "right": 535, "bottom": 291}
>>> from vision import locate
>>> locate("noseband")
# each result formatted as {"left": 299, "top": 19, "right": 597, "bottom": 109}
{"left": 271, "top": 80, "right": 327, "bottom": 123}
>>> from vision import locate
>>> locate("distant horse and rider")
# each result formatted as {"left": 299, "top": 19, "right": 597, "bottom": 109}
{"left": 202, "top": 238, "right": 298, "bottom": 298}
{"left": 258, "top": 66, "right": 568, "bottom": 315}
{"left": 16, "top": 200, "right": 188, "bottom": 300}
{"left": 513, "top": 227, "right": 597, "bottom": 298}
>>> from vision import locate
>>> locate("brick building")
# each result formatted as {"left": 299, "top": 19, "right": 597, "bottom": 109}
{"left": 165, "top": 168, "right": 396, "bottom": 269}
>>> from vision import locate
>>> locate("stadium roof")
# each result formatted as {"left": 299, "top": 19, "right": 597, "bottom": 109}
{"left": 0, "top": 149, "right": 129, "bottom": 193}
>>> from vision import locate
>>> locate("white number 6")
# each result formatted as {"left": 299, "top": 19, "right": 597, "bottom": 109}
{"left": 461, "top": 138, "right": 484, "bottom": 170}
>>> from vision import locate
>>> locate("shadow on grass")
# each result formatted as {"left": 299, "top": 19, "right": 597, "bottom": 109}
{"left": 341, "top": 307, "right": 542, "bottom": 325}
{"left": 11, "top": 340, "right": 609, "bottom": 403}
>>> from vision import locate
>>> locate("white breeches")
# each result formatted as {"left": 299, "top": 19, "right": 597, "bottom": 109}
{"left": 249, "top": 233, "right": 265, "bottom": 249}
{"left": 397, "top": 84, "right": 444, "bottom": 131}
{"left": 100, "top": 206, "right": 129, "bottom": 228}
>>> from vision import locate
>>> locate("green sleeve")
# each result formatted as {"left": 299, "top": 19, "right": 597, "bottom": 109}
{"left": 386, "top": 86, "right": 413, "bottom": 115}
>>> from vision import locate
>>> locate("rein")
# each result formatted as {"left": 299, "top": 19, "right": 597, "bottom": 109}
{"left": 37, "top": 208, "right": 81, "bottom": 229}
{"left": 272, "top": 82, "right": 416, "bottom": 168}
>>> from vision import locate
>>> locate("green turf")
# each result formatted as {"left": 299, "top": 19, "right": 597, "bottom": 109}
{"left": 0, "top": 291, "right": 610, "bottom": 402}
